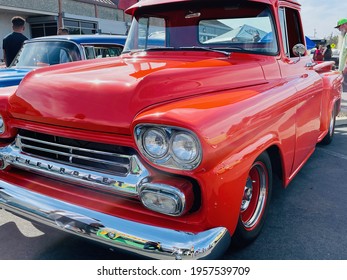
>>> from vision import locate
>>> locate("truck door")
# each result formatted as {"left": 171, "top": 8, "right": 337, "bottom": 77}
{"left": 277, "top": 6, "right": 323, "bottom": 176}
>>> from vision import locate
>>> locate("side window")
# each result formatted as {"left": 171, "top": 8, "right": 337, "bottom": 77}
{"left": 279, "top": 7, "right": 304, "bottom": 57}
{"left": 84, "top": 46, "right": 123, "bottom": 59}
{"left": 94, "top": 46, "right": 123, "bottom": 58}
{"left": 84, "top": 46, "right": 96, "bottom": 59}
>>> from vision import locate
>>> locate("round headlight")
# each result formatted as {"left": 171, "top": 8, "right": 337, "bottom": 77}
{"left": 172, "top": 132, "right": 198, "bottom": 162}
{"left": 142, "top": 128, "right": 169, "bottom": 158}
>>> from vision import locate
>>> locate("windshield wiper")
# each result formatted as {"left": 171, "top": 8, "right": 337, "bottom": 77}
{"left": 124, "top": 46, "right": 236, "bottom": 56}
{"left": 215, "top": 46, "right": 245, "bottom": 51}
{"left": 178, "top": 46, "right": 230, "bottom": 56}
{"left": 144, "top": 47, "right": 176, "bottom": 51}
{"left": 123, "top": 47, "right": 175, "bottom": 54}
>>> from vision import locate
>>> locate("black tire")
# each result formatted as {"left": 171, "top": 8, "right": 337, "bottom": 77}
{"left": 320, "top": 104, "right": 336, "bottom": 145}
{"left": 232, "top": 151, "right": 272, "bottom": 247}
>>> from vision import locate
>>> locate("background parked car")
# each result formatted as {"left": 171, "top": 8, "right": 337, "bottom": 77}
{"left": 0, "top": 34, "right": 126, "bottom": 88}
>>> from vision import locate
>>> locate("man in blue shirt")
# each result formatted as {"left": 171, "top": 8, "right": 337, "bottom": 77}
{"left": 2, "top": 16, "right": 29, "bottom": 67}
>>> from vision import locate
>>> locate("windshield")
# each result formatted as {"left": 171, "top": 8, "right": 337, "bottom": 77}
{"left": 124, "top": 2, "right": 278, "bottom": 55}
{"left": 11, "top": 41, "right": 82, "bottom": 68}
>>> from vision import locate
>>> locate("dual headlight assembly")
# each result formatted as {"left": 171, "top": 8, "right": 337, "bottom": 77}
{"left": 135, "top": 125, "right": 202, "bottom": 216}
{"left": 135, "top": 124, "right": 202, "bottom": 171}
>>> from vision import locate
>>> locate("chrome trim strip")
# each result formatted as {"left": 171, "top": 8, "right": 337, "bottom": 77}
{"left": 0, "top": 145, "right": 149, "bottom": 196}
{"left": 20, "top": 142, "right": 130, "bottom": 170}
{"left": 18, "top": 135, "right": 131, "bottom": 159}
{"left": 18, "top": 135, "right": 132, "bottom": 172}
{"left": 0, "top": 181, "right": 230, "bottom": 260}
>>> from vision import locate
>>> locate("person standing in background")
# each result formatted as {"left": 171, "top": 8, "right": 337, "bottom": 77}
{"left": 2, "top": 16, "right": 28, "bottom": 67}
{"left": 57, "top": 27, "right": 69, "bottom": 35}
{"left": 335, "top": 18, "right": 347, "bottom": 73}
{"left": 323, "top": 44, "right": 332, "bottom": 61}
{"left": 313, "top": 44, "right": 324, "bottom": 61}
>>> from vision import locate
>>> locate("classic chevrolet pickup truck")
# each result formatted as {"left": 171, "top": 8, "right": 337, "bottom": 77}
{"left": 0, "top": 0, "right": 343, "bottom": 259}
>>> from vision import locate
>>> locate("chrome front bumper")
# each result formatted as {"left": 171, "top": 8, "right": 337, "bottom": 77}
{"left": 0, "top": 181, "right": 230, "bottom": 260}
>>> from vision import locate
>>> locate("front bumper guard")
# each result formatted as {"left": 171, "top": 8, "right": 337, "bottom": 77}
{"left": 0, "top": 181, "right": 230, "bottom": 260}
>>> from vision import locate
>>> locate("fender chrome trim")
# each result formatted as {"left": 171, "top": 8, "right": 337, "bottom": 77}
{"left": 0, "top": 181, "right": 230, "bottom": 260}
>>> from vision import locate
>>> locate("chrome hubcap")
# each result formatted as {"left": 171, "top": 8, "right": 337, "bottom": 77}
{"left": 241, "top": 162, "right": 268, "bottom": 229}
{"left": 241, "top": 178, "right": 253, "bottom": 211}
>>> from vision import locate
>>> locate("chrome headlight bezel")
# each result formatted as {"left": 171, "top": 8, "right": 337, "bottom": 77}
{"left": 135, "top": 125, "right": 202, "bottom": 170}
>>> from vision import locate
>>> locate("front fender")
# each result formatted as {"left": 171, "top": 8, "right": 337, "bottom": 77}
{"left": 133, "top": 83, "right": 296, "bottom": 182}
{"left": 132, "top": 85, "right": 295, "bottom": 232}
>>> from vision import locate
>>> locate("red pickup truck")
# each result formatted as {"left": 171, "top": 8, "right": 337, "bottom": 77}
{"left": 0, "top": 0, "right": 343, "bottom": 259}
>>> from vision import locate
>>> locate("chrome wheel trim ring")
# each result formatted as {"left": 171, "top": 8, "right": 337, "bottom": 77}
{"left": 241, "top": 162, "right": 268, "bottom": 230}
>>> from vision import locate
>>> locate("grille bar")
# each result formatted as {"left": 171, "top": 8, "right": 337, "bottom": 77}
{"left": 17, "top": 130, "right": 136, "bottom": 176}
{"left": 18, "top": 135, "right": 130, "bottom": 159}
{"left": 20, "top": 143, "right": 130, "bottom": 169}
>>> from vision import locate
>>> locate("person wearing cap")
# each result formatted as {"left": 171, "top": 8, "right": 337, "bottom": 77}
{"left": 57, "top": 27, "right": 69, "bottom": 35}
{"left": 335, "top": 18, "right": 347, "bottom": 73}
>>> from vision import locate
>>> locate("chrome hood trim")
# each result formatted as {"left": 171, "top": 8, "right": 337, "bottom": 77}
{"left": 0, "top": 181, "right": 230, "bottom": 260}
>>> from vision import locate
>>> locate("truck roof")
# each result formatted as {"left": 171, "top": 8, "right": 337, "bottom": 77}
{"left": 126, "top": 0, "right": 300, "bottom": 16}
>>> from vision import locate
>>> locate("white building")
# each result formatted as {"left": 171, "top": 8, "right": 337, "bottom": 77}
{"left": 1, "top": 0, "right": 136, "bottom": 60}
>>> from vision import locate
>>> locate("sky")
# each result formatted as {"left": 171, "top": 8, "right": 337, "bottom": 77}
{"left": 300, "top": 0, "right": 347, "bottom": 39}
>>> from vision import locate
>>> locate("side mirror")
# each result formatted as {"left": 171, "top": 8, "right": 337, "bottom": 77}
{"left": 292, "top": 43, "right": 306, "bottom": 57}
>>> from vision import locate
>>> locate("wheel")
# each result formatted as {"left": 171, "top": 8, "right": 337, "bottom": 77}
{"left": 320, "top": 104, "right": 336, "bottom": 145}
{"left": 232, "top": 152, "right": 272, "bottom": 247}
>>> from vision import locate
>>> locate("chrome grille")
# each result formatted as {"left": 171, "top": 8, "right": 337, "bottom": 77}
{"left": 17, "top": 129, "right": 136, "bottom": 176}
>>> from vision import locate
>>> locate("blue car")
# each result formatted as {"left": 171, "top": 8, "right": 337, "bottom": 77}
{"left": 0, "top": 34, "right": 126, "bottom": 87}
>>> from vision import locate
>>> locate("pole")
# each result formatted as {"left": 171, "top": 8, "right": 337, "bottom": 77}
{"left": 58, "top": 0, "right": 63, "bottom": 28}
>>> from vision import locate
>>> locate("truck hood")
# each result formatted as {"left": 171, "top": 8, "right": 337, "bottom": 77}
{"left": 0, "top": 67, "right": 32, "bottom": 88}
{"left": 9, "top": 52, "right": 267, "bottom": 135}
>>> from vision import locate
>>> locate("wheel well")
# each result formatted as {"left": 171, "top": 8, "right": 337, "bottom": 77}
{"left": 266, "top": 145, "right": 284, "bottom": 187}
